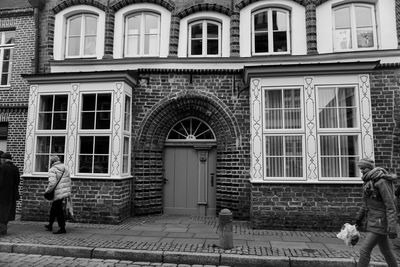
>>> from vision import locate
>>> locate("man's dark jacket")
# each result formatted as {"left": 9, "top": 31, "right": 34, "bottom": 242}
{"left": 0, "top": 161, "right": 20, "bottom": 222}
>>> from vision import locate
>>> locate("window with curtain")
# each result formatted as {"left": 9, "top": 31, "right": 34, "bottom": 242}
{"left": 125, "top": 12, "right": 160, "bottom": 57}
{"left": 0, "top": 31, "right": 14, "bottom": 86}
{"left": 35, "top": 94, "right": 68, "bottom": 172}
{"left": 264, "top": 88, "right": 303, "bottom": 178}
{"left": 333, "top": 4, "right": 377, "bottom": 51}
{"left": 189, "top": 20, "right": 221, "bottom": 57}
{"left": 317, "top": 86, "right": 360, "bottom": 178}
{"left": 66, "top": 13, "right": 98, "bottom": 58}
{"left": 252, "top": 8, "right": 290, "bottom": 55}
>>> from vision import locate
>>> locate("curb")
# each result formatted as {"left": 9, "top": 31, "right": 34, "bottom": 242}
{"left": 0, "top": 242, "right": 387, "bottom": 267}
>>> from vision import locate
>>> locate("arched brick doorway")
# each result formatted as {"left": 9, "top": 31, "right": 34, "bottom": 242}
{"left": 132, "top": 91, "right": 242, "bottom": 216}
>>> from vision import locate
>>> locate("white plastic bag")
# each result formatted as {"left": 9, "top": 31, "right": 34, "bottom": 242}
{"left": 336, "top": 223, "right": 360, "bottom": 247}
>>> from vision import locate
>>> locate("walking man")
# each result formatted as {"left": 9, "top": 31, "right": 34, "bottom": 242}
{"left": 0, "top": 152, "right": 20, "bottom": 235}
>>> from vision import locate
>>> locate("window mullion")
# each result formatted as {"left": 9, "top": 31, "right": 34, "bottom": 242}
{"left": 140, "top": 13, "right": 145, "bottom": 55}
{"left": 80, "top": 15, "right": 85, "bottom": 56}
{"left": 350, "top": 5, "right": 357, "bottom": 49}
{"left": 268, "top": 9, "right": 273, "bottom": 53}
{"left": 203, "top": 21, "right": 207, "bottom": 56}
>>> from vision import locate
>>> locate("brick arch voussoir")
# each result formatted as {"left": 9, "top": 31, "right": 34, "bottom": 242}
{"left": 111, "top": 0, "right": 175, "bottom": 12}
{"left": 177, "top": 3, "right": 231, "bottom": 19}
{"left": 136, "top": 91, "right": 240, "bottom": 151}
{"left": 52, "top": 0, "right": 107, "bottom": 14}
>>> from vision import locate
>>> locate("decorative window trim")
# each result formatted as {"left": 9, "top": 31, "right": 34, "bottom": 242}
{"left": 250, "top": 74, "right": 373, "bottom": 184}
{"left": 316, "top": 0, "right": 397, "bottom": 53}
{"left": 239, "top": 0, "right": 306, "bottom": 57}
{"left": 114, "top": 3, "right": 171, "bottom": 58}
{"left": 54, "top": 5, "right": 105, "bottom": 60}
{"left": 178, "top": 11, "right": 230, "bottom": 58}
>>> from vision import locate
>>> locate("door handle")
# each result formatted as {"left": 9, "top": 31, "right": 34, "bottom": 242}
{"left": 210, "top": 173, "right": 214, "bottom": 187}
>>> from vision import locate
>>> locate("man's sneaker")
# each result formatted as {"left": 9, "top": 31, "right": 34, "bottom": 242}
{"left": 53, "top": 228, "right": 66, "bottom": 234}
{"left": 44, "top": 225, "right": 52, "bottom": 231}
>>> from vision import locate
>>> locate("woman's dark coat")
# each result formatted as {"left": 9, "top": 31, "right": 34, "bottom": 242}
{"left": 0, "top": 161, "right": 20, "bottom": 222}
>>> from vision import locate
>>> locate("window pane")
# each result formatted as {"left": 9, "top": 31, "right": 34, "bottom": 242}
{"left": 144, "top": 34, "right": 159, "bottom": 55}
{"left": 337, "top": 87, "right": 355, "bottom": 107}
{"left": 357, "top": 28, "right": 374, "bottom": 48}
{"left": 94, "top": 155, "right": 108, "bottom": 173}
{"left": 82, "top": 94, "right": 96, "bottom": 111}
{"left": 124, "top": 96, "right": 131, "bottom": 131}
{"left": 266, "top": 157, "right": 283, "bottom": 177}
{"left": 123, "top": 137, "right": 129, "bottom": 154}
{"left": 96, "top": 112, "right": 110, "bottom": 129}
{"left": 273, "top": 11, "right": 287, "bottom": 31}
{"left": 284, "top": 110, "right": 300, "bottom": 129}
{"left": 207, "top": 39, "right": 218, "bottom": 55}
{"left": 53, "top": 113, "right": 67, "bottom": 129}
{"left": 127, "top": 36, "right": 139, "bottom": 55}
{"left": 335, "top": 7, "right": 351, "bottom": 28}
{"left": 266, "top": 136, "right": 283, "bottom": 155}
{"left": 2, "top": 61, "right": 9, "bottom": 73}
{"left": 69, "top": 16, "right": 81, "bottom": 36}
{"left": 321, "top": 157, "right": 340, "bottom": 177}
{"left": 355, "top": 6, "right": 372, "bottom": 27}
{"left": 35, "top": 155, "right": 49, "bottom": 172}
{"left": 81, "top": 112, "right": 95, "bottom": 129}
{"left": 191, "top": 23, "right": 202, "bottom": 38}
{"left": 97, "top": 94, "right": 111, "bottom": 110}
{"left": 341, "top": 156, "right": 359, "bottom": 177}
{"left": 3, "top": 49, "right": 11, "bottom": 60}
{"left": 51, "top": 137, "right": 65, "bottom": 154}
{"left": 79, "top": 155, "right": 92, "bottom": 173}
{"left": 39, "top": 95, "right": 53, "bottom": 111}
{"left": 94, "top": 136, "right": 109, "bottom": 154}
{"left": 191, "top": 40, "right": 202, "bottom": 55}
{"left": 36, "top": 136, "right": 50, "bottom": 153}
{"left": 254, "top": 32, "right": 268, "bottom": 53}
{"left": 84, "top": 36, "right": 96, "bottom": 55}
{"left": 286, "top": 157, "right": 302, "bottom": 177}
{"left": 4, "top": 31, "right": 15, "bottom": 44}
{"left": 273, "top": 32, "right": 287, "bottom": 52}
{"left": 284, "top": 89, "right": 300, "bottom": 108}
{"left": 265, "top": 110, "right": 282, "bottom": 129}
{"left": 319, "top": 88, "right": 338, "bottom": 128}
{"left": 207, "top": 23, "right": 218, "bottom": 38}
{"left": 38, "top": 113, "right": 52, "bottom": 129}
{"left": 145, "top": 14, "right": 159, "bottom": 34}
{"left": 340, "top": 135, "right": 358, "bottom": 156}
{"left": 254, "top": 11, "right": 268, "bottom": 31}
{"left": 85, "top": 16, "right": 97, "bottom": 35}
{"left": 80, "top": 136, "right": 93, "bottom": 154}
{"left": 54, "top": 95, "right": 68, "bottom": 111}
{"left": 68, "top": 36, "right": 80, "bottom": 56}
{"left": 127, "top": 15, "right": 140, "bottom": 33}
{"left": 320, "top": 135, "right": 338, "bottom": 156}
{"left": 266, "top": 90, "right": 282, "bottom": 108}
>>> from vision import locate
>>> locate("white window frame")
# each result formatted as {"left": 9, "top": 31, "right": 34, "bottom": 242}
{"left": 262, "top": 86, "right": 305, "bottom": 180}
{"left": 33, "top": 93, "right": 69, "bottom": 174}
{"left": 332, "top": 3, "right": 378, "bottom": 52}
{"left": 114, "top": 3, "right": 171, "bottom": 58}
{"left": 77, "top": 134, "right": 111, "bottom": 175}
{"left": 188, "top": 20, "right": 221, "bottom": 57}
{"left": 77, "top": 92, "right": 113, "bottom": 176}
{"left": 122, "top": 94, "right": 131, "bottom": 174}
{"left": 251, "top": 8, "right": 291, "bottom": 55}
{"left": 124, "top": 11, "right": 161, "bottom": 57}
{"left": 0, "top": 31, "right": 14, "bottom": 87}
{"left": 54, "top": 5, "right": 105, "bottom": 60}
{"left": 122, "top": 136, "right": 130, "bottom": 174}
{"left": 65, "top": 13, "right": 98, "bottom": 58}
{"left": 316, "top": 85, "right": 361, "bottom": 181}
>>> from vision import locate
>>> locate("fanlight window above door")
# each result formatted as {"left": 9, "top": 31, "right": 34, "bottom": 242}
{"left": 167, "top": 117, "right": 216, "bottom": 141}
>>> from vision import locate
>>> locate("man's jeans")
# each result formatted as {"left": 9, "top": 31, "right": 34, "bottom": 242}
{"left": 357, "top": 232, "right": 398, "bottom": 267}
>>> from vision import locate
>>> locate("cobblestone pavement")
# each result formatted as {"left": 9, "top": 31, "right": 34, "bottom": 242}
{"left": 0, "top": 215, "right": 398, "bottom": 265}
{"left": 0, "top": 252, "right": 231, "bottom": 267}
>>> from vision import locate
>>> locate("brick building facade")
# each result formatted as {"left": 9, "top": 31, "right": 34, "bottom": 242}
{"left": 3, "top": 0, "right": 400, "bottom": 230}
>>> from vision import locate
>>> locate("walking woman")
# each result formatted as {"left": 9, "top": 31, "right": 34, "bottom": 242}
{"left": 355, "top": 158, "right": 398, "bottom": 267}
{"left": 44, "top": 156, "right": 71, "bottom": 234}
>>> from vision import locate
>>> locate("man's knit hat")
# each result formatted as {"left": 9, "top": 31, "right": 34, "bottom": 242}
{"left": 50, "top": 155, "right": 60, "bottom": 165}
{"left": 357, "top": 158, "right": 375, "bottom": 170}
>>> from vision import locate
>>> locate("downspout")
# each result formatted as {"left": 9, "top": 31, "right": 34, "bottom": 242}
{"left": 28, "top": 0, "right": 44, "bottom": 74}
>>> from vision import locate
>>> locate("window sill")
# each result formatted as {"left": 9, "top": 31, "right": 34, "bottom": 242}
{"left": 0, "top": 85, "right": 11, "bottom": 90}
{"left": 250, "top": 179, "right": 363, "bottom": 184}
{"left": 22, "top": 173, "right": 133, "bottom": 180}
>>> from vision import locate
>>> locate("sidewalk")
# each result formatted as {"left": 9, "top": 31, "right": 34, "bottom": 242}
{"left": 0, "top": 215, "right": 398, "bottom": 267}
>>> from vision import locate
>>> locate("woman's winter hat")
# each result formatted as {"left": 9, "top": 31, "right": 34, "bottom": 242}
{"left": 357, "top": 158, "right": 375, "bottom": 170}
{"left": 50, "top": 155, "right": 60, "bottom": 165}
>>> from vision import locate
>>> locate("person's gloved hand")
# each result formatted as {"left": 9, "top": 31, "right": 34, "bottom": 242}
{"left": 389, "top": 232, "right": 398, "bottom": 239}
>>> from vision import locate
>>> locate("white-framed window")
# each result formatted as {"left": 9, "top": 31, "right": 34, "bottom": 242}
{"left": 0, "top": 31, "right": 14, "bottom": 86}
{"left": 122, "top": 136, "right": 129, "bottom": 173}
{"left": 124, "top": 95, "right": 131, "bottom": 131}
{"left": 333, "top": 3, "right": 377, "bottom": 51}
{"left": 124, "top": 12, "right": 160, "bottom": 57}
{"left": 188, "top": 20, "right": 221, "bottom": 57}
{"left": 34, "top": 94, "right": 68, "bottom": 173}
{"left": 262, "top": 87, "right": 305, "bottom": 180}
{"left": 317, "top": 85, "right": 361, "bottom": 179}
{"left": 78, "top": 92, "right": 112, "bottom": 175}
{"left": 53, "top": 5, "right": 105, "bottom": 60}
{"left": 66, "top": 13, "right": 98, "bottom": 58}
{"left": 252, "top": 8, "right": 290, "bottom": 55}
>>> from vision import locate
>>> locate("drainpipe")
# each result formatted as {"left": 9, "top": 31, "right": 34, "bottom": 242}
{"left": 28, "top": 0, "right": 45, "bottom": 74}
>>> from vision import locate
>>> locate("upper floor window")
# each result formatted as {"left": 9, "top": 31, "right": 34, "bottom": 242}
{"left": 0, "top": 31, "right": 14, "bottom": 86}
{"left": 124, "top": 12, "right": 160, "bottom": 57}
{"left": 189, "top": 20, "right": 221, "bottom": 57}
{"left": 333, "top": 4, "right": 377, "bottom": 51}
{"left": 66, "top": 13, "right": 98, "bottom": 58}
{"left": 252, "top": 8, "right": 290, "bottom": 55}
